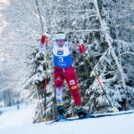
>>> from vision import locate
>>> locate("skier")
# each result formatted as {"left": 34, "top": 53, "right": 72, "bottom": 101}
{"left": 16, "top": 101, "right": 19, "bottom": 110}
{"left": 40, "top": 32, "right": 91, "bottom": 120}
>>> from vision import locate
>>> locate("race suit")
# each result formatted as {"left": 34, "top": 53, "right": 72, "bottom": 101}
{"left": 51, "top": 41, "right": 81, "bottom": 106}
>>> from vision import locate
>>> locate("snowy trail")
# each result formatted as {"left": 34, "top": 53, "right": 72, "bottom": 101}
{"left": 0, "top": 104, "right": 134, "bottom": 134}
{"left": 0, "top": 104, "right": 35, "bottom": 129}
{"left": 0, "top": 110, "right": 134, "bottom": 134}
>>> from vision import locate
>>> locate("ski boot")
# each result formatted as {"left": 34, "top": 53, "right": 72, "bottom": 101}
{"left": 75, "top": 107, "right": 91, "bottom": 119}
{"left": 57, "top": 105, "right": 65, "bottom": 120}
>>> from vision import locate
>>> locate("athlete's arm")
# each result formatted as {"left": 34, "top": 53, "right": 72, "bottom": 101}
{"left": 70, "top": 40, "right": 85, "bottom": 54}
{"left": 40, "top": 35, "right": 53, "bottom": 52}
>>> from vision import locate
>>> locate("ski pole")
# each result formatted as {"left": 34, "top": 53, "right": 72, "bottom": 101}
{"left": 74, "top": 36, "right": 116, "bottom": 111}
{"left": 40, "top": 32, "right": 50, "bottom": 121}
{"left": 35, "top": 0, "right": 48, "bottom": 120}
{"left": 43, "top": 29, "right": 52, "bottom": 120}
{"left": 43, "top": 51, "right": 48, "bottom": 122}
{"left": 83, "top": 54, "right": 113, "bottom": 108}
{"left": 43, "top": 36, "right": 50, "bottom": 121}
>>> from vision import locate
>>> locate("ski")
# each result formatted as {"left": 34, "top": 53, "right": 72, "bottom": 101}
{"left": 46, "top": 110, "right": 134, "bottom": 124}
{"left": 45, "top": 119, "right": 59, "bottom": 125}
{"left": 46, "top": 118, "right": 70, "bottom": 125}
{"left": 92, "top": 110, "right": 134, "bottom": 118}
{"left": 68, "top": 110, "right": 134, "bottom": 121}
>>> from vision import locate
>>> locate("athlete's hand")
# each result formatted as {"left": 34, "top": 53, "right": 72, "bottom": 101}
{"left": 79, "top": 44, "right": 85, "bottom": 54}
{"left": 40, "top": 35, "right": 46, "bottom": 45}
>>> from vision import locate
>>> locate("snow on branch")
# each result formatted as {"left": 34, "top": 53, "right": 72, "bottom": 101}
{"left": 94, "top": 0, "right": 126, "bottom": 89}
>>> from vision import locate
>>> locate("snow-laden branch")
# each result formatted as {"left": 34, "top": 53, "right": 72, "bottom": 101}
{"left": 70, "top": 29, "right": 102, "bottom": 32}
{"left": 93, "top": 48, "right": 110, "bottom": 70}
{"left": 118, "top": 52, "right": 134, "bottom": 57}
{"left": 93, "top": 0, "right": 126, "bottom": 89}
{"left": 113, "top": 39, "right": 134, "bottom": 45}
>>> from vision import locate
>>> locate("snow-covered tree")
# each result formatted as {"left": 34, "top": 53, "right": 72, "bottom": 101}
{"left": 0, "top": 0, "right": 134, "bottom": 122}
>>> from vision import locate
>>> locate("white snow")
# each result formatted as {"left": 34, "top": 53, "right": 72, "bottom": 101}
{"left": 0, "top": 104, "right": 35, "bottom": 129}
{"left": 0, "top": 104, "right": 134, "bottom": 134}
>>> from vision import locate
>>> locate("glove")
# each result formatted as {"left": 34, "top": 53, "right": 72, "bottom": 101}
{"left": 79, "top": 44, "right": 85, "bottom": 54}
{"left": 40, "top": 34, "right": 49, "bottom": 46}
{"left": 40, "top": 35, "right": 46, "bottom": 45}
{"left": 40, "top": 35, "right": 47, "bottom": 53}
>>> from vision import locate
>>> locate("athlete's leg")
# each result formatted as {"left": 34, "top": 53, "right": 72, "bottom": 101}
{"left": 64, "top": 67, "right": 91, "bottom": 118}
{"left": 54, "top": 67, "right": 64, "bottom": 106}
{"left": 54, "top": 68, "right": 65, "bottom": 118}
{"left": 64, "top": 67, "right": 81, "bottom": 107}
{"left": 55, "top": 87, "right": 64, "bottom": 105}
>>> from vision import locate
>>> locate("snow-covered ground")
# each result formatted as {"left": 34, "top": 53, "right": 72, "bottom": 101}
{"left": 0, "top": 104, "right": 134, "bottom": 134}
{"left": 0, "top": 104, "right": 35, "bottom": 129}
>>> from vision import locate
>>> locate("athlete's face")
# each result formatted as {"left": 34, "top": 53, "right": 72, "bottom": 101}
{"left": 56, "top": 39, "right": 65, "bottom": 46}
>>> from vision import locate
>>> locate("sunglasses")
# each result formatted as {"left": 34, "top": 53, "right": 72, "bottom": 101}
{"left": 56, "top": 39, "right": 65, "bottom": 44}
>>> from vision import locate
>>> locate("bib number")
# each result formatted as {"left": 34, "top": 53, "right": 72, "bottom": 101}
{"left": 58, "top": 57, "right": 64, "bottom": 62}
